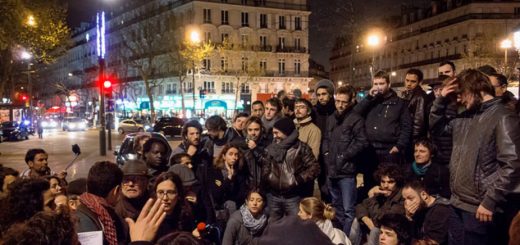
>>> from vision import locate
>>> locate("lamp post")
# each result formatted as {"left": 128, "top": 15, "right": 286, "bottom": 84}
{"left": 21, "top": 51, "right": 33, "bottom": 123}
{"left": 367, "top": 33, "right": 382, "bottom": 79}
{"left": 189, "top": 30, "right": 201, "bottom": 114}
{"left": 500, "top": 39, "right": 512, "bottom": 72}
{"left": 97, "top": 11, "right": 107, "bottom": 156}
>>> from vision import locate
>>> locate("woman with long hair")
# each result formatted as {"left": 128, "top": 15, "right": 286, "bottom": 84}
{"left": 222, "top": 188, "right": 268, "bottom": 245}
{"left": 298, "top": 197, "right": 351, "bottom": 245}
{"left": 152, "top": 172, "right": 195, "bottom": 241}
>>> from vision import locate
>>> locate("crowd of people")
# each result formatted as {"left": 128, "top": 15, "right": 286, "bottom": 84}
{"left": 1, "top": 61, "right": 520, "bottom": 245}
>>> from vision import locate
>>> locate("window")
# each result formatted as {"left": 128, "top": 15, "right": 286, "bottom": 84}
{"left": 294, "top": 37, "right": 301, "bottom": 49}
{"left": 204, "top": 81, "right": 215, "bottom": 93}
{"left": 172, "top": 84, "right": 178, "bottom": 94}
{"left": 204, "top": 32, "right": 211, "bottom": 43}
{"left": 242, "top": 57, "right": 249, "bottom": 71}
{"left": 241, "top": 83, "right": 250, "bottom": 94}
{"left": 203, "top": 9, "right": 211, "bottom": 23}
{"left": 260, "top": 35, "right": 267, "bottom": 47}
{"left": 256, "top": 0, "right": 266, "bottom": 6}
{"left": 295, "top": 17, "right": 302, "bottom": 30}
{"left": 203, "top": 58, "right": 211, "bottom": 71}
{"left": 260, "top": 59, "right": 267, "bottom": 72}
{"left": 241, "top": 12, "right": 249, "bottom": 27}
{"left": 222, "top": 82, "right": 234, "bottom": 93}
{"left": 279, "top": 16, "right": 286, "bottom": 29}
{"left": 260, "top": 14, "right": 268, "bottom": 28}
{"left": 221, "top": 10, "right": 229, "bottom": 25}
{"left": 294, "top": 59, "right": 301, "bottom": 75}
{"left": 186, "top": 81, "right": 193, "bottom": 93}
{"left": 221, "top": 33, "right": 229, "bottom": 42}
{"left": 278, "top": 59, "right": 285, "bottom": 75}
{"left": 241, "top": 34, "right": 249, "bottom": 47}
{"left": 278, "top": 37, "right": 285, "bottom": 49}
{"left": 241, "top": 0, "right": 247, "bottom": 4}
{"left": 221, "top": 57, "right": 228, "bottom": 71}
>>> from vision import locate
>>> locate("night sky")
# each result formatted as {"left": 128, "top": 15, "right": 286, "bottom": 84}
{"left": 67, "top": 0, "right": 429, "bottom": 71}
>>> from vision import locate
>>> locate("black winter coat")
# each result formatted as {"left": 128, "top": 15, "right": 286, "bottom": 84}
{"left": 355, "top": 89, "right": 412, "bottom": 151}
{"left": 430, "top": 97, "right": 520, "bottom": 213}
{"left": 402, "top": 86, "right": 428, "bottom": 139}
{"left": 405, "top": 162, "right": 451, "bottom": 199}
{"left": 322, "top": 107, "right": 369, "bottom": 178}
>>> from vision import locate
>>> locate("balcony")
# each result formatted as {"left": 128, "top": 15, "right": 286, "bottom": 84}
{"left": 221, "top": 89, "right": 235, "bottom": 94}
{"left": 253, "top": 45, "right": 273, "bottom": 52}
{"left": 276, "top": 46, "right": 307, "bottom": 53}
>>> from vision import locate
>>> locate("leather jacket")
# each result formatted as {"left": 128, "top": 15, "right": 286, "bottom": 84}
{"left": 261, "top": 131, "right": 320, "bottom": 197}
{"left": 430, "top": 97, "right": 520, "bottom": 213}
{"left": 402, "top": 86, "right": 428, "bottom": 139}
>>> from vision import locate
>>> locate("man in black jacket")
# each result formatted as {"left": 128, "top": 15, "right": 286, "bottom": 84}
{"left": 430, "top": 69, "right": 520, "bottom": 245}
{"left": 402, "top": 180, "right": 462, "bottom": 245}
{"left": 322, "top": 85, "right": 368, "bottom": 235}
{"left": 172, "top": 120, "right": 210, "bottom": 175}
{"left": 313, "top": 79, "right": 336, "bottom": 201}
{"left": 261, "top": 117, "right": 320, "bottom": 221}
{"left": 401, "top": 68, "right": 428, "bottom": 141}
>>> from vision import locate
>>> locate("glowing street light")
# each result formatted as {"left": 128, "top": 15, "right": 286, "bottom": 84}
{"left": 26, "top": 15, "right": 36, "bottom": 27}
{"left": 21, "top": 51, "right": 32, "bottom": 60}
{"left": 501, "top": 39, "right": 512, "bottom": 70}
{"left": 367, "top": 34, "right": 381, "bottom": 48}
{"left": 190, "top": 30, "right": 201, "bottom": 44}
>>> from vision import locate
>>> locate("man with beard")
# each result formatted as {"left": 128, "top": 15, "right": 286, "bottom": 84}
{"left": 261, "top": 98, "right": 283, "bottom": 141}
{"left": 20, "top": 148, "right": 66, "bottom": 179}
{"left": 402, "top": 180, "right": 462, "bottom": 245}
{"left": 313, "top": 79, "right": 336, "bottom": 201}
{"left": 322, "top": 85, "right": 368, "bottom": 235}
{"left": 203, "top": 115, "right": 239, "bottom": 159}
{"left": 351, "top": 164, "right": 405, "bottom": 245}
{"left": 261, "top": 117, "right": 320, "bottom": 221}
{"left": 172, "top": 120, "right": 209, "bottom": 175}
{"left": 294, "top": 98, "right": 321, "bottom": 160}
{"left": 430, "top": 69, "right": 520, "bottom": 245}
{"left": 282, "top": 97, "right": 296, "bottom": 120}
{"left": 115, "top": 160, "right": 150, "bottom": 221}
{"left": 142, "top": 138, "right": 169, "bottom": 183}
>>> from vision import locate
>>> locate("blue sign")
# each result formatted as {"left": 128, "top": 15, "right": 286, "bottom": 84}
{"left": 205, "top": 100, "right": 227, "bottom": 110}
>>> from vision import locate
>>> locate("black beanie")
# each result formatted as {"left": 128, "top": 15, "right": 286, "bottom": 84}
{"left": 273, "top": 117, "right": 296, "bottom": 136}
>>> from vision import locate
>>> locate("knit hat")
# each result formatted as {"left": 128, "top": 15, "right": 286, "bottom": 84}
{"left": 273, "top": 117, "right": 296, "bottom": 136}
{"left": 170, "top": 164, "right": 197, "bottom": 187}
{"left": 315, "top": 79, "right": 335, "bottom": 95}
{"left": 121, "top": 160, "right": 148, "bottom": 176}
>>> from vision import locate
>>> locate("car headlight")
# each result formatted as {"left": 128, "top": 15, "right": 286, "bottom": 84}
{"left": 23, "top": 120, "right": 30, "bottom": 126}
{"left": 69, "top": 123, "right": 76, "bottom": 129}
{"left": 51, "top": 121, "right": 57, "bottom": 127}
{"left": 79, "top": 122, "right": 86, "bottom": 128}
{"left": 144, "top": 125, "right": 151, "bottom": 130}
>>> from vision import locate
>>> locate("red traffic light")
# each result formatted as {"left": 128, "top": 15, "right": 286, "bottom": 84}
{"left": 103, "top": 80, "right": 112, "bottom": 89}
{"left": 21, "top": 95, "right": 28, "bottom": 101}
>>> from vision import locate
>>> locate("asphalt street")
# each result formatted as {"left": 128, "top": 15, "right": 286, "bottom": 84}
{"left": 0, "top": 128, "right": 181, "bottom": 181}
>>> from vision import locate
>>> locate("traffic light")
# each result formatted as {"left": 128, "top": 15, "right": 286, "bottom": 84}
{"left": 21, "top": 95, "right": 28, "bottom": 101}
{"left": 102, "top": 77, "right": 113, "bottom": 99}
{"left": 199, "top": 89, "right": 206, "bottom": 99}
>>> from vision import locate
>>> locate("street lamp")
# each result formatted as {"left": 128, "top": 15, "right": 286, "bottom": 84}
{"left": 366, "top": 31, "right": 384, "bottom": 79}
{"left": 26, "top": 15, "right": 36, "bottom": 27}
{"left": 21, "top": 51, "right": 33, "bottom": 123}
{"left": 500, "top": 39, "right": 512, "bottom": 71}
{"left": 189, "top": 30, "right": 201, "bottom": 114}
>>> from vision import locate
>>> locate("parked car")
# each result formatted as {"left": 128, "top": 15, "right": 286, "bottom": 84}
{"left": 114, "top": 132, "right": 172, "bottom": 166}
{"left": 62, "top": 117, "right": 88, "bottom": 131}
{"left": 117, "top": 119, "right": 151, "bottom": 134}
{"left": 1, "top": 121, "right": 29, "bottom": 141}
{"left": 153, "top": 117, "right": 185, "bottom": 137}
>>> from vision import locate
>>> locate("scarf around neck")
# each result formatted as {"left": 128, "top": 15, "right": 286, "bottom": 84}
{"left": 80, "top": 192, "right": 118, "bottom": 245}
{"left": 266, "top": 130, "right": 299, "bottom": 162}
{"left": 240, "top": 204, "right": 267, "bottom": 235}
{"left": 412, "top": 161, "right": 431, "bottom": 176}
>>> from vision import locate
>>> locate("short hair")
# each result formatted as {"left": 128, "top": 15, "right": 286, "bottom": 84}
{"left": 406, "top": 68, "right": 424, "bottom": 81}
{"left": 282, "top": 97, "right": 295, "bottom": 111}
{"left": 142, "top": 138, "right": 167, "bottom": 154}
{"left": 294, "top": 98, "right": 313, "bottom": 112}
{"left": 374, "top": 70, "right": 390, "bottom": 84}
{"left": 266, "top": 98, "right": 282, "bottom": 113}
{"left": 336, "top": 85, "right": 357, "bottom": 101}
{"left": 491, "top": 73, "right": 508, "bottom": 86}
{"left": 170, "top": 153, "right": 191, "bottom": 166}
{"left": 233, "top": 112, "right": 249, "bottom": 122}
{"left": 477, "top": 65, "right": 497, "bottom": 76}
{"left": 403, "top": 179, "right": 428, "bottom": 195}
{"left": 152, "top": 172, "right": 185, "bottom": 200}
{"left": 251, "top": 100, "right": 264, "bottom": 108}
{"left": 439, "top": 60, "right": 456, "bottom": 71}
{"left": 5, "top": 178, "right": 50, "bottom": 227}
{"left": 243, "top": 116, "right": 264, "bottom": 136}
{"left": 276, "top": 90, "right": 286, "bottom": 99}
{"left": 181, "top": 120, "right": 203, "bottom": 139}
{"left": 374, "top": 163, "right": 405, "bottom": 187}
{"left": 86, "top": 161, "right": 123, "bottom": 198}
{"left": 414, "top": 138, "right": 437, "bottom": 157}
{"left": 25, "top": 149, "right": 47, "bottom": 164}
{"left": 457, "top": 69, "right": 495, "bottom": 98}
{"left": 205, "top": 115, "right": 227, "bottom": 132}
{"left": 379, "top": 213, "right": 412, "bottom": 244}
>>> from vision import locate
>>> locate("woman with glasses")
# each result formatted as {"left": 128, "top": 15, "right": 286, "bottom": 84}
{"left": 152, "top": 172, "right": 195, "bottom": 241}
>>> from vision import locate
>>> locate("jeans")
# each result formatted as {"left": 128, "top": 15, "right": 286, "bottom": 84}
{"left": 267, "top": 193, "right": 301, "bottom": 221}
{"left": 453, "top": 208, "right": 492, "bottom": 245}
{"left": 349, "top": 218, "right": 380, "bottom": 245}
{"left": 328, "top": 177, "right": 357, "bottom": 234}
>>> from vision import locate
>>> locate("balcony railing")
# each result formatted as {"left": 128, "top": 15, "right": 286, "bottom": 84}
{"left": 276, "top": 46, "right": 307, "bottom": 53}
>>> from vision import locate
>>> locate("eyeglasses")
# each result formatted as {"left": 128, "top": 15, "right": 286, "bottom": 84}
{"left": 122, "top": 175, "right": 146, "bottom": 184}
{"left": 156, "top": 190, "right": 177, "bottom": 199}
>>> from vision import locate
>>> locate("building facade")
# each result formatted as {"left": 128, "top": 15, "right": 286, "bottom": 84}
{"left": 41, "top": 0, "right": 311, "bottom": 119}
{"left": 330, "top": 0, "right": 520, "bottom": 89}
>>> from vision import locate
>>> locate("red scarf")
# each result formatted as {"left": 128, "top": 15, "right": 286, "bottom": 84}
{"left": 80, "top": 192, "right": 118, "bottom": 245}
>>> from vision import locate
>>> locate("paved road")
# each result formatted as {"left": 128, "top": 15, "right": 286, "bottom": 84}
{"left": 0, "top": 128, "right": 181, "bottom": 181}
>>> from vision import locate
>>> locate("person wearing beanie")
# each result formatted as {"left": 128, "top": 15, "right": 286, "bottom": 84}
{"left": 313, "top": 79, "right": 336, "bottom": 202}
{"left": 261, "top": 117, "right": 320, "bottom": 221}
{"left": 115, "top": 160, "right": 150, "bottom": 221}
